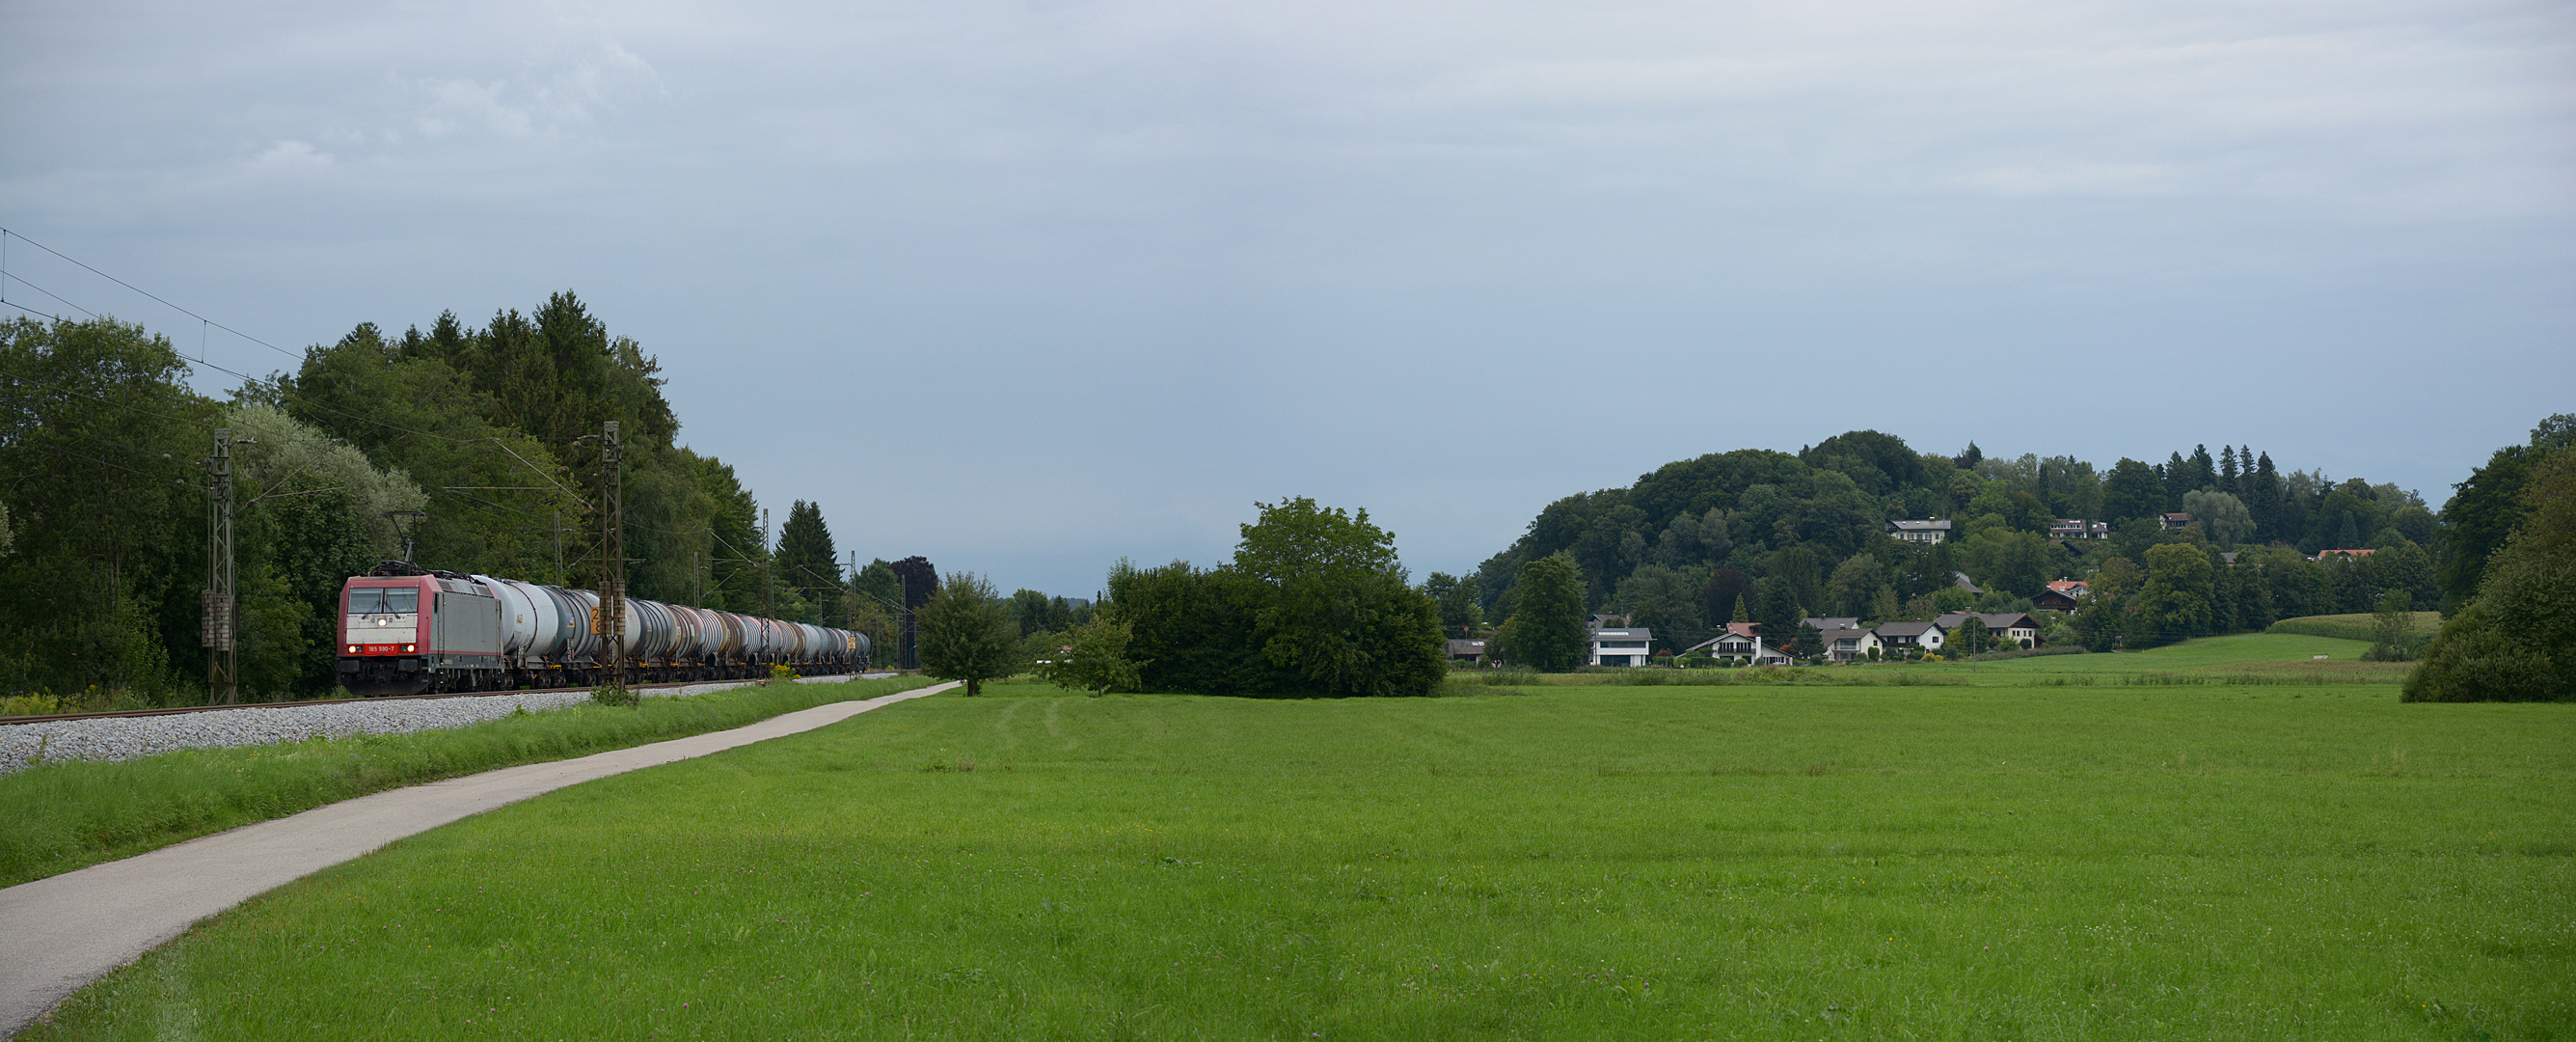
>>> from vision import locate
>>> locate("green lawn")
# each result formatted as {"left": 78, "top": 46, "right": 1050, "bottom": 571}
{"left": 28, "top": 637, "right": 2575, "bottom": 1041}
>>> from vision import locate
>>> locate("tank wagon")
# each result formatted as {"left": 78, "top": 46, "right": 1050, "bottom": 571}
{"left": 337, "top": 562, "right": 867, "bottom": 697}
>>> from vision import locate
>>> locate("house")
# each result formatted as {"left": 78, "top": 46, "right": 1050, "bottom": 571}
{"left": 2158, "top": 511, "right": 2194, "bottom": 531}
{"left": 1875, "top": 620, "right": 1947, "bottom": 652}
{"left": 1685, "top": 622, "right": 1790, "bottom": 665}
{"left": 2049, "top": 518, "right": 2109, "bottom": 539}
{"left": 2316, "top": 548, "right": 2375, "bottom": 562}
{"left": 1953, "top": 571, "right": 1985, "bottom": 595}
{"left": 1444, "top": 639, "right": 1487, "bottom": 664}
{"left": 1803, "top": 617, "right": 1859, "bottom": 632}
{"left": 1937, "top": 612, "right": 2042, "bottom": 649}
{"left": 2030, "top": 580, "right": 2088, "bottom": 613}
{"left": 1887, "top": 519, "right": 1952, "bottom": 544}
{"left": 1820, "top": 627, "right": 1882, "bottom": 662}
{"left": 1588, "top": 626, "right": 1653, "bottom": 667}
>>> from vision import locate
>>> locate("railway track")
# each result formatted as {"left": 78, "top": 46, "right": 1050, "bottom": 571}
{"left": 0, "top": 673, "right": 894, "bottom": 727}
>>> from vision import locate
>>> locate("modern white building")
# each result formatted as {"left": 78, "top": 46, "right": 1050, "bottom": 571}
{"left": 1588, "top": 626, "right": 1653, "bottom": 667}
{"left": 1887, "top": 519, "right": 1952, "bottom": 544}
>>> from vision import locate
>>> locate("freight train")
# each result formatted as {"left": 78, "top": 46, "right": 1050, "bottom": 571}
{"left": 336, "top": 562, "right": 869, "bottom": 697}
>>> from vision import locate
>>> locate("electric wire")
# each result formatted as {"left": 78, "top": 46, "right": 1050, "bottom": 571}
{"left": 0, "top": 228, "right": 302, "bottom": 362}
{"left": 0, "top": 271, "right": 98, "bottom": 319}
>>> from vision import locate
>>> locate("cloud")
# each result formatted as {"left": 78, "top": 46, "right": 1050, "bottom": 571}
{"left": 246, "top": 139, "right": 333, "bottom": 172}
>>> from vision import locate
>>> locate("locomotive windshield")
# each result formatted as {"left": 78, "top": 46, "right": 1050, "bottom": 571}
{"left": 347, "top": 588, "right": 420, "bottom": 615}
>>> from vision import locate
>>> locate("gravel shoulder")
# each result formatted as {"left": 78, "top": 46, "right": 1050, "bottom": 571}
{"left": 0, "top": 673, "right": 891, "bottom": 775}
{"left": 0, "top": 680, "right": 956, "bottom": 1038}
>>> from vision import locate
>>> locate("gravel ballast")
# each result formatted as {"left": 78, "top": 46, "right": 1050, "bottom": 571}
{"left": 0, "top": 674, "right": 880, "bottom": 775}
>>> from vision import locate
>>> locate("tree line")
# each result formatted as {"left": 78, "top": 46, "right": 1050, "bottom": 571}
{"left": 0, "top": 302, "right": 926, "bottom": 706}
{"left": 911, "top": 499, "right": 1450, "bottom": 699}
{"left": 1449, "top": 428, "right": 2506, "bottom": 663}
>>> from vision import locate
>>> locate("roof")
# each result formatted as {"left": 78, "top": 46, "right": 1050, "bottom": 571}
{"left": 2045, "top": 580, "right": 2088, "bottom": 593}
{"left": 1953, "top": 571, "right": 1984, "bottom": 594}
{"left": 2318, "top": 548, "right": 2375, "bottom": 559}
{"left": 1875, "top": 620, "right": 1945, "bottom": 637}
{"left": 1886, "top": 519, "right": 1952, "bottom": 532}
{"left": 1444, "top": 639, "right": 1486, "bottom": 655}
{"left": 1939, "top": 612, "right": 2039, "bottom": 631}
{"left": 1819, "top": 628, "right": 1875, "bottom": 643}
{"left": 1803, "top": 617, "right": 1859, "bottom": 631}
{"left": 1589, "top": 628, "right": 1652, "bottom": 640}
{"left": 1724, "top": 621, "right": 1759, "bottom": 638}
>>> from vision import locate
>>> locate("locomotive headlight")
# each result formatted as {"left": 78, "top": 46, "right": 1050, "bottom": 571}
{"left": 347, "top": 644, "right": 360, "bottom": 654}
{"left": 375, "top": 618, "right": 388, "bottom": 627}
{"left": 402, "top": 644, "right": 416, "bottom": 652}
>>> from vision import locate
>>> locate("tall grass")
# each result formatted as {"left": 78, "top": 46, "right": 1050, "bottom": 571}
{"left": 0, "top": 675, "right": 935, "bottom": 888}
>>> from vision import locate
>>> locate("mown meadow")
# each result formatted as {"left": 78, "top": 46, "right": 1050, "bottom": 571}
{"left": 26, "top": 636, "right": 2574, "bottom": 1040}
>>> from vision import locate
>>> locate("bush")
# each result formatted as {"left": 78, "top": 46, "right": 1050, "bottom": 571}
{"left": 2405, "top": 450, "right": 2576, "bottom": 701}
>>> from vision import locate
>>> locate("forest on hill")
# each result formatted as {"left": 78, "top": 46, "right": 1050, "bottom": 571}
{"left": 1455, "top": 428, "right": 2527, "bottom": 658}
{"left": 0, "top": 301, "right": 910, "bottom": 706}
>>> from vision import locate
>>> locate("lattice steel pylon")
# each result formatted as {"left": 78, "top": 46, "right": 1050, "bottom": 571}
{"left": 203, "top": 428, "right": 237, "bottom": 704}
{"left": 598, "top": 421, "right": 626, "bottom": 699}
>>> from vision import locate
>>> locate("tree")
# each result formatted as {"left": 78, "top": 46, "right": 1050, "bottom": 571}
{"left": 1702, "top": 567, "right": 1754, "bottom": 627}
{"left": 1614, "top": 564, "right": 1708, "bottom": 652}
{"left": 917, "top": 571, "right": 1017, "bottom": 696}
{"left": 2440, "top": 443, "right": 2541, "bottom": 612}
{"left": 1234, "top": 498, "right": 1447, "bottom": 698}
{"left": 1955, "top": 529, "right": 2054, "bottom": 597}
{"left": 1422, "top": 572, "right": 1485, "bottom": 637}
{"left": 1037, "top": 617, "right": 1145, "bottom": 698}
{"left": 1500, "top": 553, "right": 1587, "bottom": 672}
{"left": 2127, "top": 543, "right": 2215, "bottom": 647}
{"left": 773, "top": 500, "right": 840, "bottom": 624}
{"left": 1010, "top": 588, "right": 1071, "bottom": 636}
{"left": 2182, "top": 489, "right": 2254, "bottom": 548}
{"left": 1649, "top": 507, "right": 1731, "bottom": 568}
{"left": 1756, "top": 577, "right": 1803, "bottom": 652}
{"left": 887, "top": 557, "right": 938, "bottom": 611}
{"left": 2405, "top": 448, "right": 2576, "bottom": 701}
{"left": 1828, "top": 553, "right": 1888, "bottom": 618}
{"left": 1103, "top": 559, "right": 1278, "bottom": 696}
{"left": 2363, "top": 590, "right": 2425, "bottom": 662}
{"left": 1953, "top": 617, "right": 1993, "bottom": 657}
{"left": 0, "top": 315, "right": 213, "bottom": 703}
{"left": 2101, "top": 457, "right": 2164, "bottom": 521}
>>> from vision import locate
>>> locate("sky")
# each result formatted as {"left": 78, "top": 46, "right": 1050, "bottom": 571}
{"left": 4, "top": 0, "right": 2570, "bottom": 597}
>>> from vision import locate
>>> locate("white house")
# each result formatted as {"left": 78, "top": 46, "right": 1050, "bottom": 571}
{"left": 1874, "top": 619, "right": 1946, "bottom": 653}
{"left": 1887, "top": 519, "right": 1952, "bottom": 544}
{"left": 1685, "top": 622, "right": 1790, "bottom": 665}
{"left": 2049, "top": 519, "right": 2109, "bottom": 539}
{"left": 1936, "top": 612, "right": 2042, "bottom": 649}
{"left": 1819, "top": 627, "right": 1882, "bottom": 662}
{"left": 1589, "top": 626, "right": 1653, "bottom": 667}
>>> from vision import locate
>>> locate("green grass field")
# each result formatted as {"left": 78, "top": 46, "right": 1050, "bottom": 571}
{"left": 26, "top": 636, "right": 2575, "bottom": 1041}
{"left": 2269, "top": 613, "right": 2445, "bottom": 644}
{"left": 0, "top": 675, "right": 936, "bottom": 888}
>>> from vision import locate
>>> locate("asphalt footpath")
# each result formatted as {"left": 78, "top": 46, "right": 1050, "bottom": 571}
{"left": 0, "top": 680, "right": 958, "bottom": 1037}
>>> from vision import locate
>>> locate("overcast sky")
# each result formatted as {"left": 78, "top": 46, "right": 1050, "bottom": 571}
{"left": 5, "top": 0, "right": 2570, "bottom": 596}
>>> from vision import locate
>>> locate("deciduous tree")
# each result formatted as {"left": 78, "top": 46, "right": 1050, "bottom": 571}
{"left": 917, "top": 571, "right": 1017, "bottom": 697}
{"left": 1500, "top": 553, "right": 1587, "bottom": 672}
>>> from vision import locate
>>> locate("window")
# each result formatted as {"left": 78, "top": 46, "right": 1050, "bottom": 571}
{"left": 348, "top": 588, "right": 419, "bottom": 615}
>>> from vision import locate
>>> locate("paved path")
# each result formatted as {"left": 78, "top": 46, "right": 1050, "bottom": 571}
{"left": 0, "top": 681, "right": 956, "bottom": 1037}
